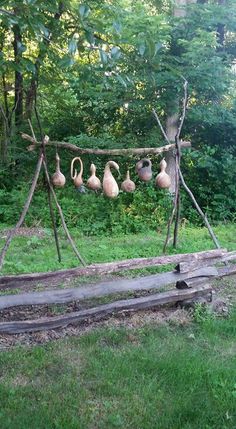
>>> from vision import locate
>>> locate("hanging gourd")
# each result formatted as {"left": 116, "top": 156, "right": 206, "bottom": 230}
{"left": 136, "top": 158, "right": 152, "bottom": 182}
{"left": 121, "top": 170, "right": 136, "bottom": 193}
{"left": 155, "top": 158, "right": 171, "bottom": 189}
{"left": 71, "top": 157, "right": 83, "bottom": 188}
{"left": 103, "top": 161, "right": 120, "bottom": 198}
{"left": 51, "top": 153, "right": 66, "bottom": 188}
{"left": 87, "top": 163, "right": 101, "bottom": 191}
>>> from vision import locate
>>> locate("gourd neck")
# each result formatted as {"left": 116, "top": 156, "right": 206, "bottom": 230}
{"left": 56, "top": 153, "right": 60, "bottom": 173}
{"left": 71, "top": 157, "right": 83, "bottom": 179}
{"left": 90, "top": 163, "right": 96, "bottom": 176}
{"left": 160, "top": 159, "right": 167, "bottom": 173}
{"left": 105, "top": 161, "right": 119, "bottom": 174}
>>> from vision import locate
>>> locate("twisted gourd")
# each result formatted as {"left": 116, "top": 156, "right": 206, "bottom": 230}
{"left": 71, "top": 157, "right": 83, "bottom": 188}
{"left": 51, "top": 153, "right": 66, "bottom": 188}
{"left": 103, "top": 161, "right": 119, "bottom": 198}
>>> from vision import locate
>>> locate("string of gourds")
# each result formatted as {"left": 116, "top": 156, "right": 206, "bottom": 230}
{"left": 51, "top": 155, "right": 171, "bottom": 198}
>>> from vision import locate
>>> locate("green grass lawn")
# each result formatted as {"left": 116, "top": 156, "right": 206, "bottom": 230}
{"left": 0, "top": 310, "right": 235, "bottom": 429}
{"left": 0, "top": 224, "right": 236, "bottom": 428}
{"left": 0, "top": 223, "right": 236, "bottom": 275}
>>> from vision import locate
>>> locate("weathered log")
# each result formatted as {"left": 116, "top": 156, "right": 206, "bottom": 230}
{"left": 217, "top": 264, "right": 236, "bottom": 277}
{"left": 176, "top": 277, "right": 210, "bottom": 289}
{"left": 176, "top": 251, "right": 236, "bottom": 273}
{"left": 0, "top": 284, "right": 212, "bottom": 334}
{"left": 0, "top": 266, "right": 218, "bottom": 310}
{"left": 0, "top": 249, "right": 226, "bottom": 289}
{"left": 21, "top": 133, "right": 191, "bottom": 156}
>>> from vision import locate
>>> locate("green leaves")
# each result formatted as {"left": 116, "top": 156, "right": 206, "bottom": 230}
{"left": 99, "top": 49, "right": 108, "bottom": 65}
{"left": 59, "top": 55, "right": 75, "bottom": 68}
{"left": 111, "top": 46, "right": 121, "bottom": 60}
{"left": 113, "top": 21, "right": 122, "bottom": 35}
{"left": 115, "top": 74, "right": 127, "bottom": 88}
{"left": 85, "top": 30, "right": 95, "bottom": 45}
{"left": 79, "top": 4, "right": 90, "bottom": 19}
{"left": 138, "top": 43, "right": 146, "bottom": 56}
{"left": 68, "top": 37, "right": 77, "bottom": 55}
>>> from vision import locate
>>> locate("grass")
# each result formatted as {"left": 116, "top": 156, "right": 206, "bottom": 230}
{"left": 0, "top": 310, "right": 235, "bottom": 429}
{"left": 0, "top": 223, "right": 236, "bottom": 275}
{"left": 0, "top": 224, "right": 236, "bottom": 428}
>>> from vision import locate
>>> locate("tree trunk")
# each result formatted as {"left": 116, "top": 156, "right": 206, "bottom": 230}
{"left": 217, "top": 0, "right": 225, "bottom": 50}
{"left": 13, "top": 24, "right": 23, "bottom": 127}
{"left": 25, "top": 1, "right": 65, "bottom": 118}
{"left": 165, "top": 0, "right": 195, "bottom": 193}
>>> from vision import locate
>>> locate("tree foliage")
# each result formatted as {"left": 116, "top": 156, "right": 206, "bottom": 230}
{"left": 0, "top": 0, "right": 236, "bottom": 231}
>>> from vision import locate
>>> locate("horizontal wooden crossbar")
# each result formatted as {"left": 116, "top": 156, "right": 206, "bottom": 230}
{"left": 21, "top": 133, "right": 191, "bottom": 156}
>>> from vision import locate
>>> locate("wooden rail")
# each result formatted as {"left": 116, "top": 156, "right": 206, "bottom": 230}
{"left": 0, "top": 266, "right": 217, "bottom": 311}
{"left": 0, "top": 248, "right": 228, "bottom": 289}
{"left": 0, "top": 284, "right": 212, "bottom": 334}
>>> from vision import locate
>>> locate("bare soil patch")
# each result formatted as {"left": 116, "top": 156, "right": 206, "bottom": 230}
{"left": 1, "top": 227, "right": 47, "bottom": 239}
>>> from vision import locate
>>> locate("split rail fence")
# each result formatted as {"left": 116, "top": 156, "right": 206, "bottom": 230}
{"left": 0, "top": 248, "right": 235, "bottom": 334}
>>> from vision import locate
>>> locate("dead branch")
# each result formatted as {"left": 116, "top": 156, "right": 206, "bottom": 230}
{"left": 152, "top": 109, "right": 171, "bottom": 144}
{"left": 21, "top": 133, "right": 191, "bottom": 155}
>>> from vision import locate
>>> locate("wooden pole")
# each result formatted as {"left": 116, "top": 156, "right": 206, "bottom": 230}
{"left": 178, "top": 169, "right": 221, "bottom": 249}
{"left": 21, "top": 133, "right": 191, "bottom": 156}
{"left": 29, "top": 115, "right": 62, "bottom": 263}
{"left": 42, "top": 159, "right": 86, "bottom": 266}
{"left": 153, "top": 80, "right": 221, "bottom": 251}
{"left": 32, "top": 110, "right": 86, "bottom": 266}
{"left": 173, "top": 80, "right": 188, "bottom": 247}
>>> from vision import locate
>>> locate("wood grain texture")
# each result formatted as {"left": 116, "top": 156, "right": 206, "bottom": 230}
{"left": 217, "top": 264, "right": 236, "bottom": 277}
{"left": 176, "top": 251, "right": 236, "bottom": 273}
{"left": 0, "top": 266, "right": 218, "bottom": 310}
{"left": 21, "top": 133, "right": 191, "bottom": 155}
{"left": 0, "top": 249, "right": 226, "bottom": 289}
{"left": 0, "top": 284, "right": 212, "bottom": 334}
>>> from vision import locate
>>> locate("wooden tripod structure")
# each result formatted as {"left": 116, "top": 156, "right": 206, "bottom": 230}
{"left": 0, "top": 82, "right": 221, "bottom": 272}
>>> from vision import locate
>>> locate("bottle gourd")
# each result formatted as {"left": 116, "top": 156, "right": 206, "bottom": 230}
{"left": 51, "top": 153, "right": 66, "bottom": 187}
{"left": 121, "top": 171, "right": 136, "bottom": 193}
{"left": 155, "top": 159, "right": 171, "bottom": 189}
{"left": 87, "top": 163, "right": 101, "bottom": 191}
{"left": 103, "top": 161, "right": 119, "bottom": 198}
